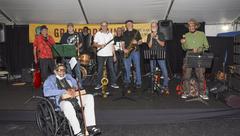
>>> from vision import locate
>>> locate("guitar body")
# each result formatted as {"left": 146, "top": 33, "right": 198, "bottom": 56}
{"left": 124, "top": 44, "right": 137, "bottom": 58}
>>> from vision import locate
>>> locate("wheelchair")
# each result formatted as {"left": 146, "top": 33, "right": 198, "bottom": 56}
{"left": 35, "top": 96, "right": 84, "bottom": 136}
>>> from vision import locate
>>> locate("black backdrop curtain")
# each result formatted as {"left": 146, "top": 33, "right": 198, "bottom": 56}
{"left": 1, "top": 25, "right": 33, "bottom": 74}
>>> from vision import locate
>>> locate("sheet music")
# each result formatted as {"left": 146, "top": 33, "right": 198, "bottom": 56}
{"left": 69, "top": 57, "right": 77, "bottom": 70}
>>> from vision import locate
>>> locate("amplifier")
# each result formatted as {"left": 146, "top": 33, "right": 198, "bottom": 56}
{"left": 21, "top": 68, "right": 33, "bottom": 83}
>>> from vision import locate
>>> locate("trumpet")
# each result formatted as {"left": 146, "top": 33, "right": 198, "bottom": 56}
{"left": 101, "top": 60, "right": 109, "bottom": 98}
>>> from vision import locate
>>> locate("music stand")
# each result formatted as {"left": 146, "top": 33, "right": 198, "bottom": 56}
{"left": 143, "top": 49, "right": 166, "bottom": 95}
{"left": 184, "top": 52, "right": 214, "bottom": 105}
{"left": 112, "top": 51, "right": 136, "bottom": 102}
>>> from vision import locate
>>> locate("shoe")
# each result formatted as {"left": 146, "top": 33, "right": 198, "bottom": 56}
{"left": 111, "top": 83, "right": 119, "bottom": 89}
{"left": 136, "top": 84, "right": 141, "bottom": 89}
{"left": 200, "top": 94, "right": 209, "bottom": 100}
{"left": 88, "top": 126, "right": 101, "bottom": 135}
{"left": 94, "top": 84, "right": 102, "bottom": 90}
{"left": 75, "top": 132, "right": 84, "bottom": 136}
{"left": 181, "top": 93, "right": 188, "bottom": 99}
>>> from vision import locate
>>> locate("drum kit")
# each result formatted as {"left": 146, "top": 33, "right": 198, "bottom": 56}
{"left": 78, "top": 54, "right": 97, "bottom": 80}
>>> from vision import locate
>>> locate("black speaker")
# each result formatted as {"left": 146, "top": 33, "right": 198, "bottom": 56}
{"left": 0, "top": 23, "right": 5, "bottom": 43}
{"left": 158, "top": 20, "right": 173, "bottom": 40}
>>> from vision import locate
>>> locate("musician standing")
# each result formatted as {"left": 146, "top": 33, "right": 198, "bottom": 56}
{"left": 113, "top": 27, "right": 124, "bottom": 76}
{"left": 180, "top": 19, "right": 209, "bottom": 100}
{"left": 33, "top": 25, "right": 55, "bottom": 81}
{"left": 93, "top": 21, "right": 119, "bottom": 90}
{"left": 60, "top": 23, "right": 83, "bottom": 88}
{"left": 122, "top": 20, "right": 142, "bottom": 88}
{"left": 78, "top": 27, "right": 95, "bottom": 58}
{"left": 147, "top": 21, "right": 169, "bottom": 92}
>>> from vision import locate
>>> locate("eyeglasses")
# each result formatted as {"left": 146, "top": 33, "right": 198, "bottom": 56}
{"left": 57, "top": 69, "right": 66, "bottom": 72}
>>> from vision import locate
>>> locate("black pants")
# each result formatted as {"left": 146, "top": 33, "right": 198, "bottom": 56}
{"left": 97, "top": 56, "right": 116, "bottom": 85}
{"left": 39, "top": 58, "right": 55, "bottom": 81}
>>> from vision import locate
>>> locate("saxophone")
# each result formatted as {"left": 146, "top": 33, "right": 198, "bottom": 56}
{"left": 101, "top": 60, "right": 109, "bottom": 98}
{"left": 124, "top": 31, "right": 139, "bottom": 58}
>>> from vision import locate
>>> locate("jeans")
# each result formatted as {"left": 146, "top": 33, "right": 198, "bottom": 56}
{"left": 63, "top": 58, "right": 82, "bottom": 88}
{"left": 150, "top": 59, "right": 169, "bottom": 87}
{"left": 123, "top": 51, "right": 142, "bottom": 85}
{"left": 97, "top": 56, "right": 117, "bottom": 85}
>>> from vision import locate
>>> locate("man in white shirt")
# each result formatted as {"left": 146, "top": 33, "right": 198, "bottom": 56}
{"left": 93, "top": 21, "right": 119, "bottom": 90}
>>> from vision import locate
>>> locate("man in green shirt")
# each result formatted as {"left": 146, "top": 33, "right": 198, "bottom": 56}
{"left": 180, "top": 19, "right": 209, "bottom": 100}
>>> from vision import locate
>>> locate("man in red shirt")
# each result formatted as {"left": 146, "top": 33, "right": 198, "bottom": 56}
{"left": 33, "top": 25, "right": 55, "bottom": 81}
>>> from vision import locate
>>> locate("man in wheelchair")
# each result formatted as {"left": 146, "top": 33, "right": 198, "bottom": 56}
{"left": 43, "top": 63, "right": 101, "bottom": 136}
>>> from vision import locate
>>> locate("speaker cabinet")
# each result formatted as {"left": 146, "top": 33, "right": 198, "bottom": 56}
{"left": 158, "top": 20, "right": 173, "bottom": 40}
{"left": 0, "top": 23, "right": 5, "bottom": 43}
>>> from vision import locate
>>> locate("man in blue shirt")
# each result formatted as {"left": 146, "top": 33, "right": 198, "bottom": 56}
{"left": 43, "top": 63, "right": 101, "bottom": 136}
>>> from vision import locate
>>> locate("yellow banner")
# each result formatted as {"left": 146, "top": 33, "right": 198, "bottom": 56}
{"left": 29, "top": 23, "right": 151, "bottom": 43}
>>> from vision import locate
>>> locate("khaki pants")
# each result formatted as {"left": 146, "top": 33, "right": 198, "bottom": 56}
{"left": 182, "top": 58, "right": 205, "bottom": 95}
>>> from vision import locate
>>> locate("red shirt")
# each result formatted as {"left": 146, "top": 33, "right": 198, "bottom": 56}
{"left": 33, "top": 35, "right": 55, "bottom": 59}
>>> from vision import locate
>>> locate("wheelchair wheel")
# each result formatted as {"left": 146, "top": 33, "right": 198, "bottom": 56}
{"left": 36, "top": 98, "right": 58, "bottom": 136}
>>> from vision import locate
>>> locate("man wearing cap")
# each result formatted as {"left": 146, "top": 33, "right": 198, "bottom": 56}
{"left": 60, "top": 23, "right": 83, "bottom": 89}
{"left": 180, "top": 19, "right": 209, "bottom": 100}
{"left": 121, "top": 20, "right": 142, "bottom": 88}
{"left": 33, "top": 25, "right": 56, "bottom": 81}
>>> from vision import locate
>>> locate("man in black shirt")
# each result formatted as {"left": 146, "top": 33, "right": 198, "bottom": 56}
{"left": 79, "top": 27, "right": 94, "bottom": 58}
{"left": 113, "top": 27, "right": 124, "bottom": 76}
{"left": 121, "top": 20, "right": 142, "bottom": 88}
{"left": 147, "top": 21, "right": 169, "bottom": 93}
{"left": 60, "top": 23, "right": 83, "bottom": 89}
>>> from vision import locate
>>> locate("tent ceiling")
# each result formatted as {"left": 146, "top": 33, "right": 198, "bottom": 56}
{"left": 169, "top": 0, "right": 240, "bottom": 24}
{"left": 0, "top": 0, "right": 239, "bottom": 25}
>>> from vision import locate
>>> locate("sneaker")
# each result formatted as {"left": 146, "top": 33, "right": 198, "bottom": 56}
{"left": 111, "top": 83, "right": 119, "bottom": 89}
{"left": 200, "top": 94, "right": 209, "bottom": 100}
{"left": 136, "top": 84, "right": 141, "bottom": 89}
{"left": 181, "top": 93, "right": 188, "bottom": 99}
{"left": 88, "top": 126, "right": 101, "bottom": 135}
{"left": 94, "top": 84, "right": 102, "bottom": 90}
{"left": 75, "top": 132, "right": 84, "bottom": 136}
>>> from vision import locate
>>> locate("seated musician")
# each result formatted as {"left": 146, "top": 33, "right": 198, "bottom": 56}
{"left": 147, "top": 21, "right": 169, "bottom": 93}
{"left": 43, "top": 64, "right": 101, "bottom": 136}
{"left": 180, "top": 19, "right": 209, "bottom": 100}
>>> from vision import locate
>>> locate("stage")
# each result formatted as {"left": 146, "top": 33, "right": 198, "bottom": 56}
{"left": 0, "top": 77, "right": 240, "bottom": 136}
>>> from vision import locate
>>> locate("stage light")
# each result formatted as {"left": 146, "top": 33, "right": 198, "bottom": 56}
{"left": 222, "top": 24, "right": 230, "bottom": 31}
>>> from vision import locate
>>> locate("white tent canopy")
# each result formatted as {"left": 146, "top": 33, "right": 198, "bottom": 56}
{"left": 0, "top": 0, "right": 239, "bottom": 25}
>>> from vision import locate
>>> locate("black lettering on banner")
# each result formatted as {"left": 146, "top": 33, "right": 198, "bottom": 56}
{"left": 54, "top": 29, "right": 59, "bottom": 37}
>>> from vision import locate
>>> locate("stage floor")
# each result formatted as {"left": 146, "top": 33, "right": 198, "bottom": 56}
{"left": 0, "top": 78, "right": 240, "bottom": 136}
